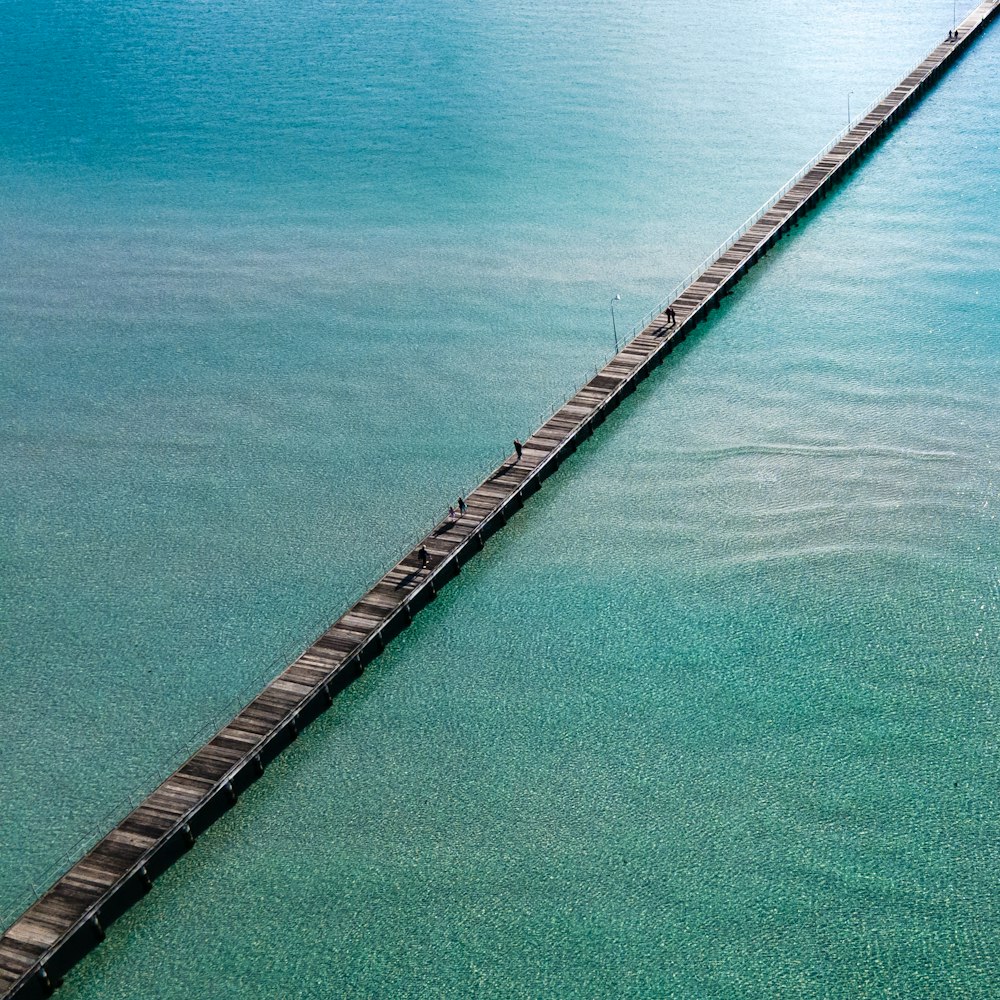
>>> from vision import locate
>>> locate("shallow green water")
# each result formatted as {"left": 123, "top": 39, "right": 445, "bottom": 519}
{"left": 1, "top": 0, "right": 969, "bottom": 905}
{"left": 36, "top": 14, "right": 1000, "bottom": 997}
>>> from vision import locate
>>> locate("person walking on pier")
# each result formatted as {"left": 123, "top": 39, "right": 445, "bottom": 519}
{"left": 418, "top": 545, "right": 429, "bottom": 571}
{"left": 448, "top": 504, "right": 457, "bottom": 522}
{"left": 457, "top": 496, "right": 467, "bottom": 515}
{"left": 514, "top": 438, "right": 523, "bottom": 461}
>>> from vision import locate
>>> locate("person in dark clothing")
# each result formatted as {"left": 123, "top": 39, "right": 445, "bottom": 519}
{"left": 514, "top": 439, "right": 523, "bottom": 460}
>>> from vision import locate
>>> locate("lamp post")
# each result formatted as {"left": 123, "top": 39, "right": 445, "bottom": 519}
{"left": 610, "top": 294, "right": 621, "bottom": 353}
{"left": 847, "top": 90, "right": 854, "bottom": 130}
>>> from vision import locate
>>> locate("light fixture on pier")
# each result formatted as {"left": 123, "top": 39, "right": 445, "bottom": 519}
{"left": 611, "top": 293, "right": 621, "bottom": 353}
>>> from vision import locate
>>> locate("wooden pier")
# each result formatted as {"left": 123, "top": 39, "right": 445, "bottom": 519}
{"left": 2, "top": 4, "right": 998, "bottom": 996}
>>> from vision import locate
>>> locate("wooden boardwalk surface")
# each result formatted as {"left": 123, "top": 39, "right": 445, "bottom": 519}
{"left": 2, "top": 5, "right": 998, "bottom": 996}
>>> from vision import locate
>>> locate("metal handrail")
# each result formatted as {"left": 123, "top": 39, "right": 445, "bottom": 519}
{"left": 617, "top": 77, "right": 909, "bottom": 347}
{"left": 0, "top": 32, "right": 959, "bottom": 936}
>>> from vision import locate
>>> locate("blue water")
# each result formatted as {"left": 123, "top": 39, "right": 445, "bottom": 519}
{"left": 2, "top": 0, "right": 997, "bottom": 995}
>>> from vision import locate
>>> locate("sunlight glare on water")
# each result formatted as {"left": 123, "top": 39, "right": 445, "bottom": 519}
{"left": 1, "top": 0, "right": 997, "bottom": 996}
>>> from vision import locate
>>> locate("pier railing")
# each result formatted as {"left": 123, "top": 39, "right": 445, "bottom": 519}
{"left": 618, "top": 76, "right": 908, "bottom": 348}
{"left": 0, "top": 36, "right": 970, "bottom": 939}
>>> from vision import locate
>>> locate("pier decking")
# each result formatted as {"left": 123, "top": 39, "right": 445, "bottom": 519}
{"left": 2, "top": 4, "right": 998, "bottom": 996}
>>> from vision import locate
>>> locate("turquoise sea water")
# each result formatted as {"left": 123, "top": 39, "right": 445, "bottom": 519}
{"left": 2, "top": 0, "right": 998, "bottom": 995}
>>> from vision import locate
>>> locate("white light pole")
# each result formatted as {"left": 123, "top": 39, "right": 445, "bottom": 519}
{"left": 847, "top": 91, "right": 854, "bottom": 129}
{"left": 611, "top": 293, "right": 621, "bottom": 353}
